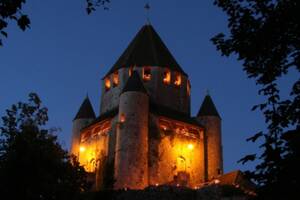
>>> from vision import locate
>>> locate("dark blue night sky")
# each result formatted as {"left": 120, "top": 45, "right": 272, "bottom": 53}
{"left": 1, "top": 0, "right": 280, "bottom": 173}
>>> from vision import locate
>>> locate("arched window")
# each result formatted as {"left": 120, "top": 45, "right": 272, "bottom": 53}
{"left": 113, "top": 71, "right": 119, "bottom": 87}
{"left": 104, "top": 77, "right": 111, "bottom": 91}
{"left": 143, "top": 67, "right": 151, "bottom": 81}
{"left": 163, "top": 69, "right": 171, "bottom": 84}
{"left": 174, "top": 72, "right": 182, "bottom": 86}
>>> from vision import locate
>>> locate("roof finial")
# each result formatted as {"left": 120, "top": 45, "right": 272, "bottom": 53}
{"left": 144, "top": 2, "right": 151, "bottom": 24}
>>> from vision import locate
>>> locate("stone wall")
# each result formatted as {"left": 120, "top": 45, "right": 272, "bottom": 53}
{"left": 197, "top": 116, "right": 223, "bottom": 181}
{"left": 148, "top": 114, "right": 205, "bottom": 188}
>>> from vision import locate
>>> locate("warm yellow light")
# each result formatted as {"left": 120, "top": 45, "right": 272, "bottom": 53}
{"left": 113, "top": 71, "right": 119, "bottom": 86}
{"left": 174, "top": 73, "right": 182, "bottom": 86}
{"left": 79, "top": 146, "right": 86, "bottom": 153}
{"left": 143, "top": 67, "right": 151, "bottom": 81}
{"left": 187, "top": 144, "right": 194, "bottom": 150}
{"left": 105, "top": 77, "right": 111, "bottom": 90}
{"left": 163, "top": 69, "right": 171, "bottom": 84}
{"left": 214, "top": 179, "right": 220, "bottom": 184}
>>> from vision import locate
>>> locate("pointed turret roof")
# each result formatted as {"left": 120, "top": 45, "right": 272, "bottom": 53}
{"left": 122, "top": 71, "right": 147, "bottom": 94}
{"left": 74, "top": 96, "right": 96, "bottom": 120}
{"left": 197, "top": 95, "right": 221, "bottom": 118}
{"left": 105, "top": 24, "right": 187, "bottom": 76}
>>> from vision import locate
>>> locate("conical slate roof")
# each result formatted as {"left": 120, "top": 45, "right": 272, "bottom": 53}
{"left": 74, "top": 96, "right": 96, "bottom": 120}
{"left": 197, "top": 95, "right": 221, "bottom": 118}
{"left": 122, "top": 71, "right": 147, "bottom": 94}
{"left": 105, "top": 24, "right": 187, "bottom": 76}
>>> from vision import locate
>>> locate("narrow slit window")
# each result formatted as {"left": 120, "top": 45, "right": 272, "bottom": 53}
{"left": 174, "top": 72, "right": 182, "bottom": 86}
{"left": 120, "top": 113, "right": 126, "bottom": 123}
{"left": 129, "top": 67, "right": 133, "bottom": 77}
{"left": 163, "top": 69, "right": 171, "bottom": 84}
{"left": 187, "top": 80, "right": 191, "bottom": 96}
{"left": 143, "top": 67, "right": 151, "bottom": 81}
{"left": 113, "top": 71, "right": 119, "bottom": 87}
{"left": 104, "top": 77, "right": 111, "bottom": 91}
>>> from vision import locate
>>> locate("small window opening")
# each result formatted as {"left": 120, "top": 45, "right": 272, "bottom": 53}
{"left": 163, "top": 69, "right": 171, "bottom": 84}
{"left": 143, "top": 67, "right": 151, "bottom": 81}
{"left": 129, "top": 67, "right": 133, "bottom": 76}
{"left": 105, "top": 77, "right": 111, "bottom": 91}
{"left": 187, "top": 80, "right": 191, "bottom": 96}
{"left": 174, "top": 72, "right": 182, "bottom": 86}
{"left": 113, "top": 71, "right": 119, "bottom": 87}
{"left": 120, "top": 113, "right": 126, "bottom": 123}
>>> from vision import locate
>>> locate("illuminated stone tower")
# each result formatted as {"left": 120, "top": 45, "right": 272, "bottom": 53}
{"left": 71, "top": 24, "right": 225, "bottom": 190}
{"left": 197, "top": 94, "right": 223, "bottom": 181}
{"left": 71, "top": 96, "right": 96, "bottom": 157}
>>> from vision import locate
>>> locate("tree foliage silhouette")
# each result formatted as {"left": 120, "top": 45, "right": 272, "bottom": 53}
{"left": 212, "top": 0, "right": 299, "bottom": 199}
{"left": 0, "top": 93, "right": 89, "bottom": 200}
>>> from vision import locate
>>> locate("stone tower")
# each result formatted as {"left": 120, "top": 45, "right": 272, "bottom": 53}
{"left": 197, "top": 94, "right": 223, "bottom": 181}
{"left": 70, "top": 96, "right": 96, "bottom": 157}
{"left": 71, "top": 24, "right": 227, "bottom": 190}
{"left": 114, "top": 71, "right": 149, "bottom": 189}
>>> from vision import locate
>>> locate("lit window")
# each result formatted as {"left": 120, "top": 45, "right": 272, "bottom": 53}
{"left": 143, "top": 67, "right": 151, "bottom": 81}
{"left": 174, "top": 72, "right": 181, "bottom": 86}
{"left": 187, "top": 80, "right": 191, "bottom": 96}
{"left": 129, "top": 67, "right": 133, "bottom": 76}
{"left": 163, "top": 69, "right": 171, "bottom": 84}
{"left": 113, "top": 71, "right": 119, "bottom": 87}
{"left": 105, "top": 77, "right": 111, "bottom": 91}
{"left": 120, "top": 113, "right": 126, "bottom": 123}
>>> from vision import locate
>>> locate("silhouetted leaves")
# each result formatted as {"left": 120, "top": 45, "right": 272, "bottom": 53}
{"left": 86, "top": 0, "right": 110, "bottom": 14}
{"left": 0, "top": 0, "right": 29, "bottom": 46}
{"left": 238, "top": 154, "right": 256, "bottom": 165}
{"left": 0, "top": 93, "right": 89, "bottom": 200}
{"left": 17, "top": 14, "right": 30, "bottom": 31}
{"left": 246, "top": 132, "right": 263, "bottom": 143}
{"left": 213, "top": 0, "right": 300, "bottom": 199}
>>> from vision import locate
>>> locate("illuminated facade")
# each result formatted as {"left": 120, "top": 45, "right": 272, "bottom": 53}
{"left": 70, "top": 24, "right": 223, "bottom": 190}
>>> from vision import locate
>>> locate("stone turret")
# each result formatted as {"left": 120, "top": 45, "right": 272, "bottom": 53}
{"left": 70, "top": 96, "right": 96, "bottom": 157}
{"left": 196, "top": 94, "right": 223, "bottom": 181}
{"left": 114, "top": 71, "right": 149, "bottom": 189}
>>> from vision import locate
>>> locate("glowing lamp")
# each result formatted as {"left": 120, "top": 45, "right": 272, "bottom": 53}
{"left": 79, "top": 146, "right": 86, "bottom": 153}
{"left": 214, "top": 179, "right": 220, "bottom": 184}
{"left": 187, "top": 144, "right": 194, "bottom": 150}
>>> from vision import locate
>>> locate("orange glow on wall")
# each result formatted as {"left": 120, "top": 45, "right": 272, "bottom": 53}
{"left": 113, "top": 71, "right": 119, "bottom": 86}
{"left": 174, "top": 72, "right": 182, "bottom": 86}
{"left": 143, "top": 67, "right": 151, "bottom": 81}
{"left": 163, "top": 69, "right": 171, "bottom": 84}
{"left": 105, "top": 77, "right": 111, "bottom": 90}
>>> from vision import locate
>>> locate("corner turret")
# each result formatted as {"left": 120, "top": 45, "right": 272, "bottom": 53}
{"left": 70, "top": 96, "right": 96, "bottom": 157}
{"left": 196, "top": 94, "right": 223, "bottom": 181}
{"left": 114, "top": 71, "right": 149, "bottom": 189}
